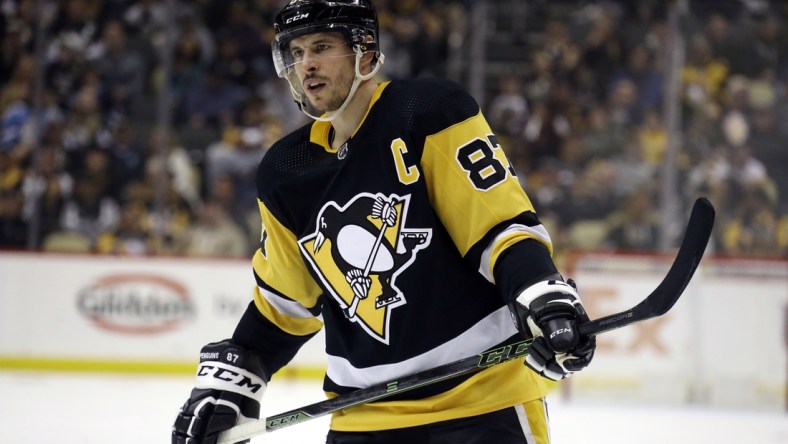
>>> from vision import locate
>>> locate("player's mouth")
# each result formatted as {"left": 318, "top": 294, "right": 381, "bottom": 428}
{"left": 304, "top": 79, "right": 327, "bottom": 95}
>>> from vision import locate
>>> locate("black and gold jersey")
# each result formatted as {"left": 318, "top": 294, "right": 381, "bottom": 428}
{"left": 248, "top": 78, "right": 554, "bottom": 431}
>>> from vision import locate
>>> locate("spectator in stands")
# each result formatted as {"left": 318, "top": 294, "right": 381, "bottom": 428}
{"left": 608, "top": 44, "right": 662, "bottom": 115}
{"left": 704, "top": 13, "right": 743, "bottom": 73}
{"left": 718, "top": 76, "right": 751, "bottom": 149}
{"left": 208, "top": 173, "right": 257, "bottom": 252}
{"left": 487, "top": 75, "right": 529, "bottom": 138}
{"left": 524, "top": 51, "right": 556, "bottom": 105}
{"left": 172, "top": 8, "right": 216, "bottom": 67}
{"left": 61, "top": 85, "right": 102, "bottom": 167}
{"left": 682, "top": 33, "right": 729, "bottom": 112}
{"left": 204, "top": 96, "right": 275, "bottom": 200}
{"left": 212, "top": 33, "right": 256, "bottom": 90}
{"left": 47, "top": 0, "right": 98, "bottom": 55}
{"left": 79, "top": 148, "right": 116, "bottom": 197}
{"left": 212, "top": 0, "right": 267, "bottom": 84}
{"left": 170, "top": 27, "right": 210, "bottom": 120}
{"left": 582, "top": 13, "right": 625, "bottom": 102}
{"left": 618, "top": 1, "right": 665, "bottom": 52}
{"left": 0, "top": 189, "right": 27, "bottom": 247}
{"left": 91, "top": 20, "right": 148, "bottom": 115}
{"left": 205, "top": 125, "right": 268, "bottom": 204}
{"left": 1, "top": 0, "right": 38, "bottom": 83}
{"left": 686, "top": 145, "right": 731, "bottom": 210}
{"left": 0, "top": 78, "right": 32, "bottom": 153}
{"left": 142, "top": 128, "right": 202, "bottom": 210}
{"left": 1, "top": 54, "right": 37, "bottom": 158}
{"left": 95, "top": 198, "right": 152, "bottom": 255}
{"left": 522, "top": 99, "right": 572, "bottom": 164}
{"left": 727, "top": 145, "right": 773, "bottom": 197}
{"left": 59, "top": 176, "right": 120, "bottom": 245}
{"left": 607, "top": 77, "right": 641, "bottom": 128}
{"left": 379, "top": 8, "right": 439, "bottom": 79}
{"left": 183, "top": 64, "right": 245, "bottom": 129}
{"left": 0, "top": 150, "right": 24, "bottom": 204}
{"left": 122, "top": 0, "right": 169, "bottom": 40}
{"left": 102, "top": 118, "right": 146, "bottom": 194}
{"left": 637, "top": 107, "right": 668, "bottom": 165}
{"left": 740, "top": 13, "right": 788, "bottom": 78}
{"left": 527, "top": 157, "right": 574, "bottom": 232}
{"left": 567, "top": 158, "right": 618, "bottom": 223}
{"left": 128, "top": 160, "right": 194, "bottom": 254}
{"left": 21, "top": 146, "right": 73, "bottom": 242}
{"left": 174, "top": 200, "right": 248, "bottom": 258}
{"left": 605, "top": 188, "right": 660, "bottom": 251}
{"left": 45, "top": 32, "right": 89, "bottom": 110}
{"left": 747, "top": 105, "right": 787, "bottom": 210}
{"left": 721, "top": 185, "right": 784, "bottom": 256}
{"left": 612, "top": 133, "right": 656, "bottom": 198}
{"left": 582, "top": 102, "right": 627, "bottom": 159}
{"left": 256, "top": 73, "right": 309, "bottom": 134}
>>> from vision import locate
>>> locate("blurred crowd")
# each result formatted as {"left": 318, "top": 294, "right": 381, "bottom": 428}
{"left": 485, "top": 0, "right": 787, "bottom": 258}
{"left": 0, "top": 0, "right": 785, "bottom": 259}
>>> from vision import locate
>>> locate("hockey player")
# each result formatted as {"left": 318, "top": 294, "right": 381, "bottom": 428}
{"left": 172, "top": 1, "right": 596, "bottom": 443}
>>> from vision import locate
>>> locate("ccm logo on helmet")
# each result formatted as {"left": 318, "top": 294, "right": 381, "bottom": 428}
{"left": 197, "top": 364, "right": 264, "bottom": 394}
{"left": 285, "top": 13, "right": 309, "bottom": 24}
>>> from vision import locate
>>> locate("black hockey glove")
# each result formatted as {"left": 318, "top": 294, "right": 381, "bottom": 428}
{"left": 172, "top": 339, "right": 268, "bottom": 444}
{"left": 510, "top": 277, "right": 596, "bottom": 381}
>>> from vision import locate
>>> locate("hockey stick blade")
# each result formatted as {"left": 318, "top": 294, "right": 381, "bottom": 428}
{"left": 578, "top": 197, "right": 714, "bottom": 336}
{"left": 217, "top": 197, "right": 715, "bottom": 444}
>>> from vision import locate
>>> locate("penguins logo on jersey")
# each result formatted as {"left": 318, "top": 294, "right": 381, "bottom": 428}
{"left": 298, "top": 193, "right": 431, "bottom": 344}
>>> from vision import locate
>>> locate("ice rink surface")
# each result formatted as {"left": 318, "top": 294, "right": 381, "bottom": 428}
{"left": 1, "top": 371, "right": 787, "bottom": 444}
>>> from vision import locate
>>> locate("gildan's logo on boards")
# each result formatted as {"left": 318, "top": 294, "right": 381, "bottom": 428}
{"left": 77, "top": 274, "right": 194, "bottom": 334}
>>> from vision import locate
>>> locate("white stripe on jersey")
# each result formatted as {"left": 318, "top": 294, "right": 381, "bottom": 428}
{"left": 325, "top": 306, "right": 518, "bottom": 388}
{"left": 514, "top": 403, "right": 535, "bottom": 444}
{"left": 259, "top": 286, "right": 316, "bottom": 319}
{"left": 478, "top": 223, "right": 552, "bottom": 282}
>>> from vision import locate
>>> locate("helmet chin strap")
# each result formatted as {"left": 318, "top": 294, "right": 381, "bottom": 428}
{"left": 292, "top": 46, "right": 385, "bottom": 123}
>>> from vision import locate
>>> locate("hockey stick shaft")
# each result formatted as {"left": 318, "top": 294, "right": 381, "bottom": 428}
{"left": 218, "top": 198, "right": 714, "bottom": 443}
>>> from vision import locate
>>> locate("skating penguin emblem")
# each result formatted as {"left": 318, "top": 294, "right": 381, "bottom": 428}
{"left": 299, "top": 193, "right": 431, "bottom": 344}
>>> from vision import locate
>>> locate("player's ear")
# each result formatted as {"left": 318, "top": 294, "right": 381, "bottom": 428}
{"left": 359, "top": 35, "right": 377, "bottom": 73}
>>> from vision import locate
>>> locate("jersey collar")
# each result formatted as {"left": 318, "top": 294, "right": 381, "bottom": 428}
{"left": 309, "top": 81, "right": 391, "bottom": 153}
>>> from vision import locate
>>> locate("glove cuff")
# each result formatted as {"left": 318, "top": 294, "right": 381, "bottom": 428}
{"left": 515, "top": 279, "right": 581, "bottom": 309}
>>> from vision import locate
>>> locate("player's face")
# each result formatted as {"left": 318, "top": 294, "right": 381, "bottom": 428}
{"left": 288, "top": 32, "right": 356, "bottom": 114}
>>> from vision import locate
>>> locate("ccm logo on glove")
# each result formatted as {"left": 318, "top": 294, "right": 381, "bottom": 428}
{"left": 196, "top": 362, "right": 265, "bottom": 395}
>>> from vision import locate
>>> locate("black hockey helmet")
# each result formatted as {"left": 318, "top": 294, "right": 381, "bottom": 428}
{"left": 272, "top": 0, "right": 380, "bottom": 77}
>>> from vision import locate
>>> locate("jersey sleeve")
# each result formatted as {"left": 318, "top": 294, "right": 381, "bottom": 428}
{"left": 419, "top": 91, "right": 554, "bottom": 289}
{"left": 234, "top": 197, "right": 324, "bottom": 378}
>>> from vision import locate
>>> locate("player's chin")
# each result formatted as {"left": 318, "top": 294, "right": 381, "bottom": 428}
{"left": 305, "top": 97, "right": 327, "bottom": 114}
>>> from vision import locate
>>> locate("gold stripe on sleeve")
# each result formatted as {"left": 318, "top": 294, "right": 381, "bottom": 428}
{"left": 253, "top": 199, "right": 323, "bottom": 324}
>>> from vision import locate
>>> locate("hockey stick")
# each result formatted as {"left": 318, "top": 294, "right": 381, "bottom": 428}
{"left": 217, "top": 197, "right": 715, "bottom": 444}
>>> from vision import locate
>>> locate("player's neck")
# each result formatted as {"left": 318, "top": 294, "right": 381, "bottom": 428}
{"left": 330, "top": 79, "right": 378, "bottom": 150}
